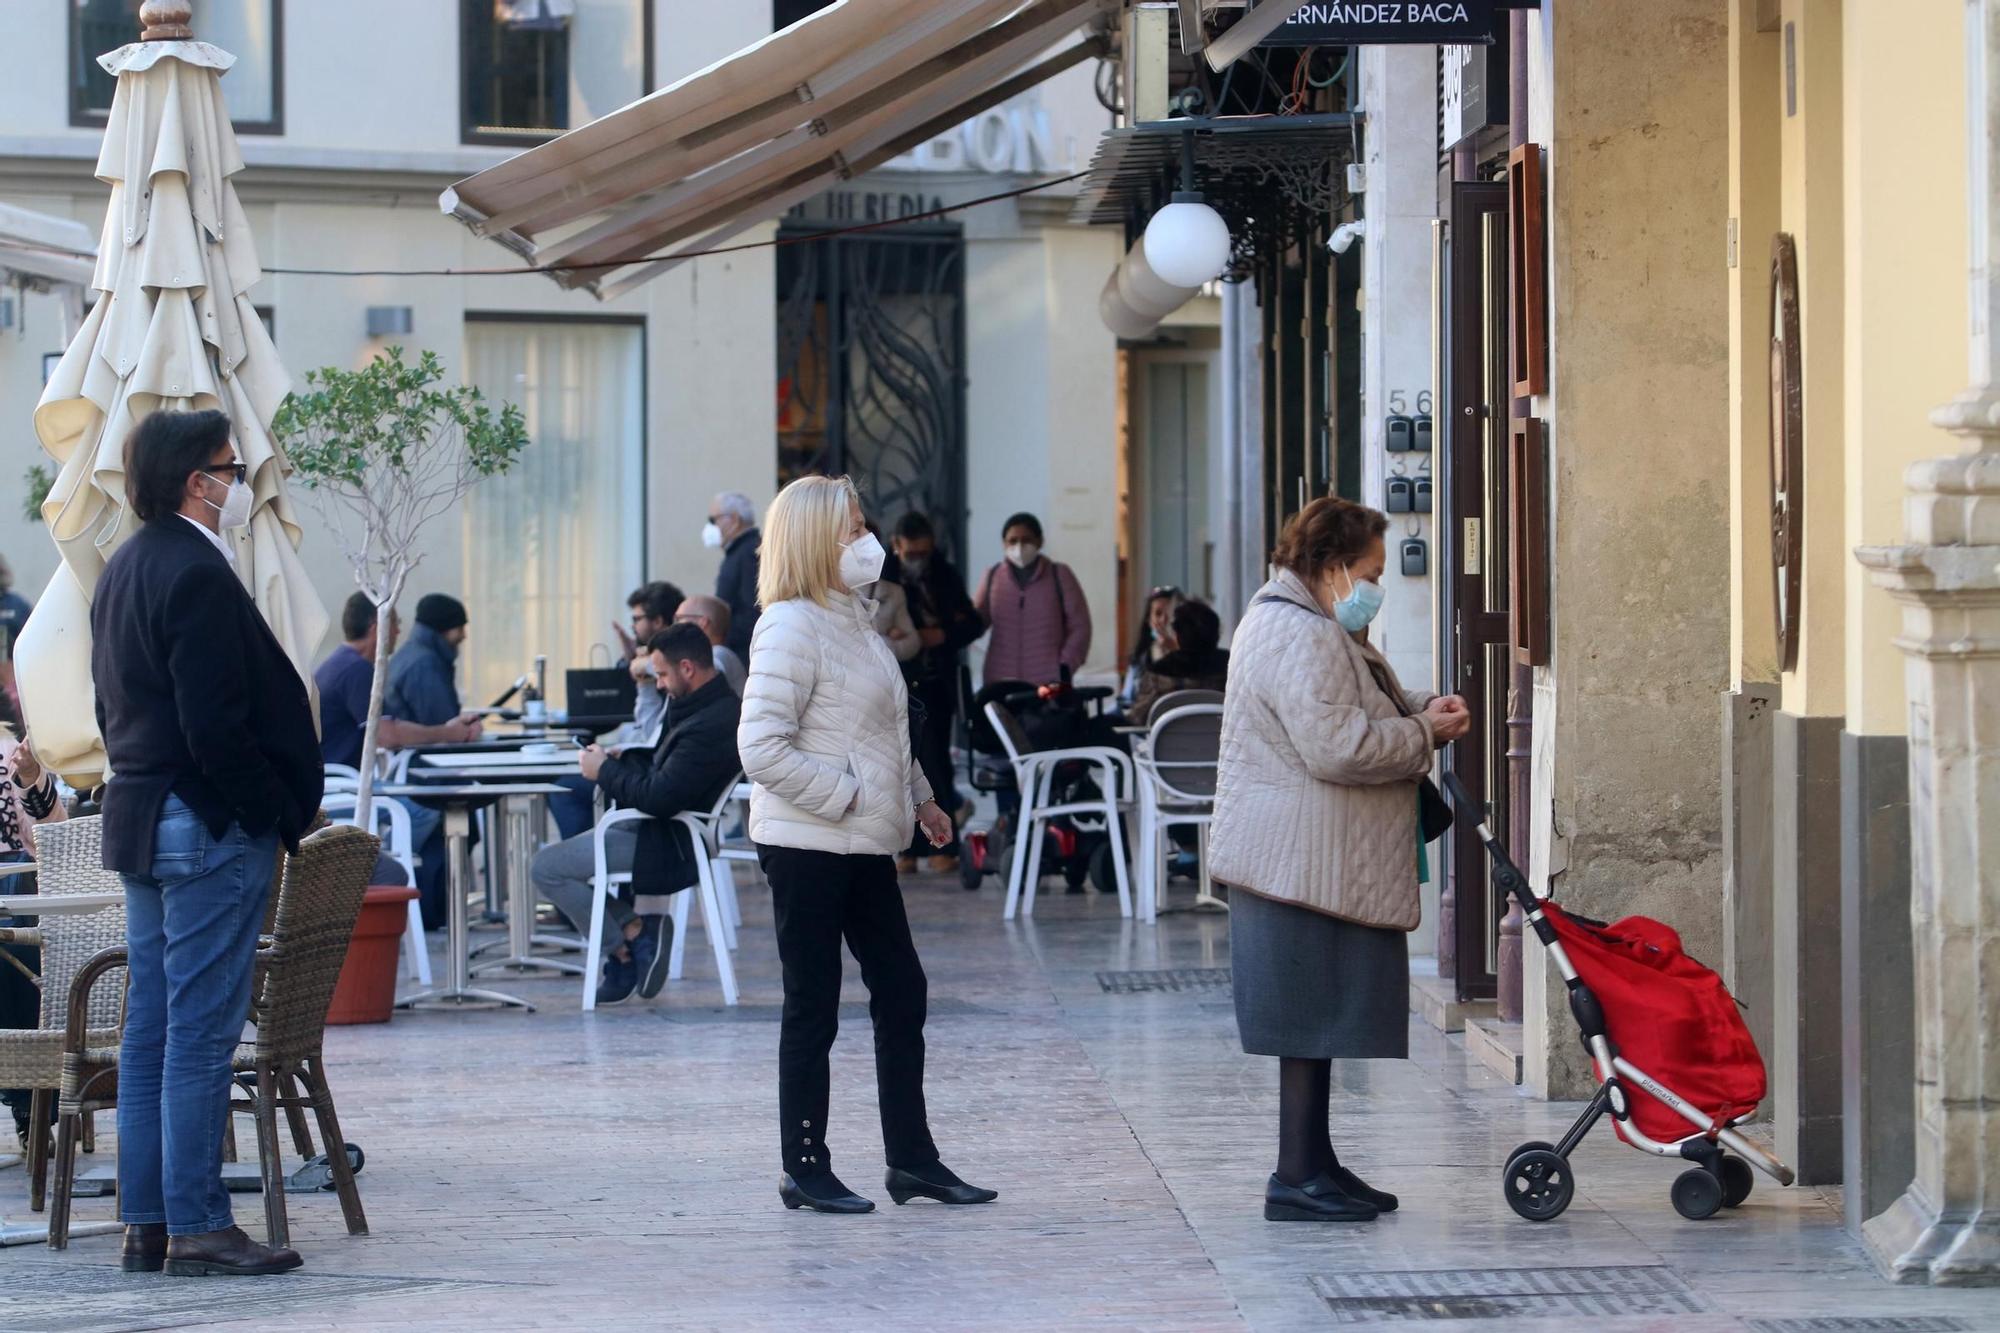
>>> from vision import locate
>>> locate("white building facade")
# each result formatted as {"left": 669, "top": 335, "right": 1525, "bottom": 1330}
{"left": 0, "top": 0, "right": 1127, "bottom": 705}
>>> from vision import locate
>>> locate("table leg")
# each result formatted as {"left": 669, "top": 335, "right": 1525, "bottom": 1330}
{"left": 472, "top": 795, "right": 584, "bottom": 978}
{"left": 399, "top": 803, "right": 535, "bottom": 1010}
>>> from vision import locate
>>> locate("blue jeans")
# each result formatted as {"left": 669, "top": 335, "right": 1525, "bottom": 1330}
{"left": 545, "top": 775, "right": 597, "bottom": 843}
{"left": 117, "top": 796, "right": 278, "bottom": 1234}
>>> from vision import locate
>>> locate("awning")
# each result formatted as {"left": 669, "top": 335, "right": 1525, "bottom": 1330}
{"left": 441, "top": 0, "right": 1116, "bottom": 300}
{"left": 0, "top": 202, "right": 97, "bottom": 291}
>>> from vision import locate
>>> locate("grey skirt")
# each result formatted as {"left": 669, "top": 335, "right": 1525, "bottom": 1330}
{"left": 1229, "top": 886, "right": 1409, "bottom": 1060}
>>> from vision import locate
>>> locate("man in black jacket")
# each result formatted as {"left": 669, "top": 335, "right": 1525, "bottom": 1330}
{"left": 530, "top": 623, "right": 742, "bottom": 1005}
{"left": 704, "top": 490, "right": 762, "bottom": 660}
{"left": 91, "top": 409, "right": 320, "bottom": 1278}
{"left": 890, "top": 512, "right": 984, "bottom": 871}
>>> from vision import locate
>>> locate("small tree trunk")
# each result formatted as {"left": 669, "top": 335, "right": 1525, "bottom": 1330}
{"left": 353, "top": 568, "right": 406, "bottom": 822}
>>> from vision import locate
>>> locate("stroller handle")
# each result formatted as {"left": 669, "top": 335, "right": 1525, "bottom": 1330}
{"left": 1440, "top": 769, "right": 1541, "bottom": 910}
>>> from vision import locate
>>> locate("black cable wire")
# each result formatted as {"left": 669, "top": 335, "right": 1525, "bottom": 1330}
{"left": 5, "top": 170, "right": 1090, "bottom": 281}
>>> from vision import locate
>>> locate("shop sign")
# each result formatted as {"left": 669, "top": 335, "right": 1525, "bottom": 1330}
{"left": 1256, "top": 0, "right": 1497, "bottom": 46}
{"left": 1441, "top": 37, "right": 1508, "bottom": 147}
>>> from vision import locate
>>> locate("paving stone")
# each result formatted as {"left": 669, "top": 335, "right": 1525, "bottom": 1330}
{"left": 1, "top": 875, "right": 1994, "bottom": 1329}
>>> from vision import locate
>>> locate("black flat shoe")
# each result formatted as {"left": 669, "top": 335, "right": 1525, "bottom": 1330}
{"left": 779, "top": 1172, "right": 875, "bottom": 1214}
{"left": 1263, "top": 1172, "right": 1378, "bottom": 1222}
{"left": 885, "top": 1165, "right": 998, "bottom": 1206}
{"left": 1333, "top": 1164, "right": 1398, "bottom": 1213}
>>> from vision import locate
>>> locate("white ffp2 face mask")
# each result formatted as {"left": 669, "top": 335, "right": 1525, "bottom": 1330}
{"left": 205, "top": 477, "right": 254, "bottom": 530}
{"left": 702, "top": 521, "right": 725, "bottom": 549}
{"left": 1005, "top": 542, "right": 1041, "bottom": 569}
{"left": 840, "top": 533, "right": 887, "bottom": 591}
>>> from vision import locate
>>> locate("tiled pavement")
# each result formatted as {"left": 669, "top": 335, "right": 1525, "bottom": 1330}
{"left": 5, "top": 875, "right": 1998, "bottom": 1332}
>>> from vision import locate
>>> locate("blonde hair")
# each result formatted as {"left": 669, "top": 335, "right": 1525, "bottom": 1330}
{"left": 758, "top": 475, "right": 859, "bottom": 608}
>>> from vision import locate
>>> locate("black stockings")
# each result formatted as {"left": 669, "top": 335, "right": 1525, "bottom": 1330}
{"left": 1276, "top": 1057, "right": 1338, "bottom": 1186}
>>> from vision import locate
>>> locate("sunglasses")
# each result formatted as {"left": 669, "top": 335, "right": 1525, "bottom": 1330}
{"left": 200, "top": 462, "right": 248, "bottom": 485}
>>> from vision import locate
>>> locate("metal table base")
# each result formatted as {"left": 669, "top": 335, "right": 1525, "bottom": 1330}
{"left": 467, "top": 794, "right": 585, "bottom": 979}
{"left": 397, "top": 804, "right": 535, "bottom": 1012}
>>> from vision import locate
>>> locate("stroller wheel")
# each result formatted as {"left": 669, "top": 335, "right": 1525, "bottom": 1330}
{"left": 1504, "top": 1140, "right": 1557, "bottom": 1172}
{"left": 1718, "top": 1155, "right": 1754, "bottom": 1208}
{"left": 1503, "top": 1149, "right": 1573, "bottom": 1222}
{"left": 1671, "top": 1166, "right": 1724, "bottom": 1220}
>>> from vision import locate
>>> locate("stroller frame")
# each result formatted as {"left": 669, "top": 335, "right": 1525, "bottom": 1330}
{"left": 1442, "top": 773, "right": 1797, "bottom": 1221}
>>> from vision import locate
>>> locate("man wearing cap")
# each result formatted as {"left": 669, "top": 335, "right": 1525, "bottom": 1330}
{"left": 385, "top": 593, "right": 470, "bottom": 727}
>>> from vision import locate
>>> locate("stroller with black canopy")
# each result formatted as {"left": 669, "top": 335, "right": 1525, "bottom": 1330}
{"left": 956, "top": 667, "right": 1131, "bottom": 901}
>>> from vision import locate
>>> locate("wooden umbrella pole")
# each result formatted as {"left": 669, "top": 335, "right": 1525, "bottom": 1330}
{"left": 140, "top": 2, "right": 194, "bottom": 42}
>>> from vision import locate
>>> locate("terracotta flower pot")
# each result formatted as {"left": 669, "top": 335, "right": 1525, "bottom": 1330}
{"left": 325, "top": 885, "right": 419, "bottom": 1026}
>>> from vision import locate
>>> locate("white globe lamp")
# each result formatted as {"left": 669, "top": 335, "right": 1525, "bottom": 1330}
{"left": 1143, "top": 193, "right": 1232, "bottom": 288}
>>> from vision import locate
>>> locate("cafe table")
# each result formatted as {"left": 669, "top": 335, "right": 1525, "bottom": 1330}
{"left": 410, "top": 753, "right": 590, "bottom": 978}
{"left": 0, "top": 889, "right": 125, "bottom": 1246}
{"left": 375, "top": 782, "right": 567, "bottom": 1011}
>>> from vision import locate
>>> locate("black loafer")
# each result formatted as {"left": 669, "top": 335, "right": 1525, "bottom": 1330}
{"left": 1263, "top": 1172, "right": 1378, "bottom": 1222}
{"left": 885, "top": 1166, "right": 998, "bottom": 1206}
{"left": 779, "top": 1172, "right": 875, "bottom": 1214}
{"left": 1333, "top": 1164, "right": 1398, "bottom": 1213}
{"left": 121, "top": 1222, "right": 167, "bottom": 1273}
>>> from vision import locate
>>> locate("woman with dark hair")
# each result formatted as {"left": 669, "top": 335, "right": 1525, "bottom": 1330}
{"left": 1208, "top": 497, "right": 1469, "bottom": 1223}
{"left": 1129, "top": 599, "right": 1230, "bottom": 725}
{"left": 973, "top": 511, "right": 1091, "bottom": 688}
{"left": 1119, "top": 586, "right": 1183, "bottom": 708}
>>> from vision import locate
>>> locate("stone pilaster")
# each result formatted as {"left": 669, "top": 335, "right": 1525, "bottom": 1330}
{"left": 1852, "top": 0, "right": 2000, "bottom": 1283}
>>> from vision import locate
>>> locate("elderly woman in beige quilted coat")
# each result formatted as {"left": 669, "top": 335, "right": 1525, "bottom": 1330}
{"left": 1209, "top": 497, "right": 1470, "bottom": 1224}
{"left": 738, "top": 474, "right": 994, "bottom": 1217}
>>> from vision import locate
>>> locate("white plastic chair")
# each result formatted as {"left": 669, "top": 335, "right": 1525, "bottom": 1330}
{"left": 582, "top": 777, "right": 742, "bottom": 1010}
{"left": 1134, "top": 698, "right": 1224, "bottom": 923}
{"left": 984, "top": 700, "right": 1136, "bottom": 920}
{"left": 320, "top": 788, "right": 432, "bottom": 985}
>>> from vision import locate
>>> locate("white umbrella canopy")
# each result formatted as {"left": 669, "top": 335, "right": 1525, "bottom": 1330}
{"left": 14, "top": 2, "right": 326, "bottom": 784}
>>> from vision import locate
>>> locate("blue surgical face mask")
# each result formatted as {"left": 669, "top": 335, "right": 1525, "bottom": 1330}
{"left": 1329, "top": 568, "right": 1385, "bottom": 633}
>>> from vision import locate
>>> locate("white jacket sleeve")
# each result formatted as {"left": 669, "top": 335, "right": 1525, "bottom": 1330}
{"left": 737, "top": 605, "right": 860, "bottom": 821}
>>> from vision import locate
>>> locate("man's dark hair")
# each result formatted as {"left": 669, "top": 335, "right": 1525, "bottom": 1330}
{"left": 1001, "top": 512, "right": 1043, "bottom": 542}
{"left": 340, "top": 592, "right": 379, "bottom": 642}
{"left": 647, "top": 622, "right": 713, "bottom": 669}
{"left": 628, "top": 580, "right": 685, "bottom": 623}
{"left": 1170, "top": 599, "right": 1222, "bottom": 657}
{"left": 894, "top": 512, "right": 936, "bottom": 542}
{"left": 125, "top": 409, "right": 232, "bottom": 522}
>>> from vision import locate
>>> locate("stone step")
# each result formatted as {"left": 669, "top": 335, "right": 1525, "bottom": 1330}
{"left": 1466, "top": 1013, "right": 1525, "bottom": 1085}
{"left": 1408, "top": 958, "right": 1494, "bottom": 1034}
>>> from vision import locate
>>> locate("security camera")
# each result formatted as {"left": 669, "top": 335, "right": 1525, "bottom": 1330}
{"left": 1329, "top": 221, "right": 1367, "bottom": 255}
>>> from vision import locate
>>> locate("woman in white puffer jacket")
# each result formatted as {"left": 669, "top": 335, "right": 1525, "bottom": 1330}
{"left": 738, "top": 474, "right": 995, "bottom": 1216}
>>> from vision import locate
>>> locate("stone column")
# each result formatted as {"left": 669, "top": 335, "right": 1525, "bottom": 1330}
{"left": 1854, "top": 0, "right": 2000, "bottom": 1286}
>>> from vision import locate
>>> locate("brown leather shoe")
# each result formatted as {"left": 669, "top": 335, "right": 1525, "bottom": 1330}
{"left": 163, "top": 1225, "right": 303, "bottom": 1276}
{"left": 926, "top": 854, "right": 960, "bottom": 875}
{"left": 121, "top": 1222, "right": 167, "bottom": 1273}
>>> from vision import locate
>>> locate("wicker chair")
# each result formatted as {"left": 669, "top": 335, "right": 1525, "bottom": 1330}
{"left": 228, "top": 823, "right": 379, "bottom": 1248}
{"left": 0, "top": 817, "right": 125, "bottom": 1220}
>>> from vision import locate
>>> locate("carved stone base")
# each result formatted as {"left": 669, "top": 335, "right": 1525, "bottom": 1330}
{"left": 1866, "top": 1184, "right": 2000, "bottom": 1286}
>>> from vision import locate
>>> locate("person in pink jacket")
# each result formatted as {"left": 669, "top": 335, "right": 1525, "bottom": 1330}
{"left": 972, "top": 512, "right": 1092, "bottom": 687}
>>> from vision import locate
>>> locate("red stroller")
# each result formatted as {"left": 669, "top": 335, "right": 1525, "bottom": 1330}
{"left": 1442, "top": 774, "right": 1797, "bottom": 1221}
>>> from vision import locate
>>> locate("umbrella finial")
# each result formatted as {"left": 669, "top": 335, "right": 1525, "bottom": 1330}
{"left": 140, "top": 2, "right": 194, "bottom": 41}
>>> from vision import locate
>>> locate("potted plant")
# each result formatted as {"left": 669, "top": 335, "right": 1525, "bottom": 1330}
{"left": 274, "top": 347, "right": 527, "bottom": 1022}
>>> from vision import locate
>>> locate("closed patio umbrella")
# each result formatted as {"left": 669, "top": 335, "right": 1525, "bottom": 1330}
{"left": 14, "top": 1, "right": 326, "bottom": 784}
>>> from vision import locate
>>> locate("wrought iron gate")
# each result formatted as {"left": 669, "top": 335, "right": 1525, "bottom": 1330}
{"left": 776, "top": 226, "right": 967, "bottom": 559}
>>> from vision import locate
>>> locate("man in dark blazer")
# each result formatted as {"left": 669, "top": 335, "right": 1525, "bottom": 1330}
{"left": 530, "top": 622, "right": 742, "bottom": 1005}
{"left": 91, "top": 409, "right": 321, "bottom": 1278}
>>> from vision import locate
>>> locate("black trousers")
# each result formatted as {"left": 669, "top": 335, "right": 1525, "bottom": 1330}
{"left": 760, "top": 845, "right": 938, "bottom": 1178}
